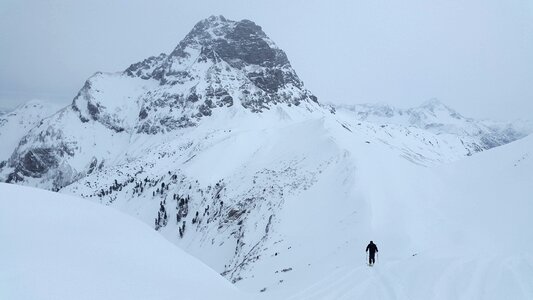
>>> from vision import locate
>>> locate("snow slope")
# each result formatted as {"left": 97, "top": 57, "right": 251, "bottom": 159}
{"left": 269, "top": 134, "right": 533, "bottom": 300}
{"left": 51, "top": 106, "right": 533, "bottom": 299}
{"left": 0, "top": 183, "right": 243, "bottom": 300}
{"left": 2, "top": 120, "right": 531, "bottom": 300}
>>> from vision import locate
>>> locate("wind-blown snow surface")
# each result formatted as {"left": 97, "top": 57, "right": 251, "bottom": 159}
{"left": 0, "top": 183, "right": 242, "bottom": 300}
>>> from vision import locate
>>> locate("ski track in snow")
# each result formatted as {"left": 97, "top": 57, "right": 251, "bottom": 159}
{"left": 284, "top": 254, "right": 533, "bottom": 300}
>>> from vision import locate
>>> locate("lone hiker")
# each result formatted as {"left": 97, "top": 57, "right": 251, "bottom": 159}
{"left": 366, "top": 241, "right": 378, "bottom": 266}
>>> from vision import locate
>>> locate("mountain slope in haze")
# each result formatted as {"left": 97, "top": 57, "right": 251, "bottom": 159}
{"left": 330, "top": 99, "right": 530, "bottom": 155}
{"left": 0, "top": 183, "right": 242, "bottom": 300}
{"left": 0, "top": 100, "right": 62, "bottom": 162}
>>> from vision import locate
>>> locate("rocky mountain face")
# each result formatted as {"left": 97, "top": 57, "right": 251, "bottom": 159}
{"left": 73, "top": 15, "right": 317, "bottom": 135}
{"left": 0, "top": 15, "right": 319, "bottom": 188}
{"left": 1, "top": 15, "right": 532, "bottom": 296}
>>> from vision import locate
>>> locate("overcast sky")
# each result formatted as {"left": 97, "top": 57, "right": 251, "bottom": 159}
{"left": 1, "top": 0, "right": 532, "bottom": 120}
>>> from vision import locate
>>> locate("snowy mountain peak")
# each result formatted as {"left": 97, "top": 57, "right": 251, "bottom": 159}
{"left": 124, "top": 16, "right": 312, "bottom": 107}
{"left": 72, "top": 19, "right": 318, "bottom": 135}
{"left": 172, "top": 15, "right": 288, "bottom": 68}
{"left": 1, "top": 17, "right": 320, "bottom": 186}
{"left": 173, "top": 16, "right": 277, "bottom": 51}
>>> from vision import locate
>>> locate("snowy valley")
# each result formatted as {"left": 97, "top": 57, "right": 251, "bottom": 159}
{"left": 1, "top": 15, "right": 532, "bottom": 300}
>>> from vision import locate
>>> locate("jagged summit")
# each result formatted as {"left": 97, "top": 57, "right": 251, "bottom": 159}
{"left": 66, "top": 15, "right": 319, "bottom": 134}
{"left": 124, "top": 15, "right": 310, "bottom": 98}
{"left": 69, "top": 16, "right": 318, "bottom": 133}
{"left": 172, "top": 15, "right": 288, "bottom": 67}
{"left": 128, "top": 15, "right": 289, "bottom": 72}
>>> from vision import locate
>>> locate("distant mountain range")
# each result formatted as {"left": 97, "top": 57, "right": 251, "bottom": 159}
{"left": 329, "top": 99, "right": 530, "bottom": 155}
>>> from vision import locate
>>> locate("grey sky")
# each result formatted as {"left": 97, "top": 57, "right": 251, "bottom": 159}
{"left": 1, "top": 0, "right": 532, "bottom": 120}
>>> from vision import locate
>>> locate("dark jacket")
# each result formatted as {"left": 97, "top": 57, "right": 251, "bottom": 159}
{"left": 366, "top": 242, "right": 378, "bottom": 256}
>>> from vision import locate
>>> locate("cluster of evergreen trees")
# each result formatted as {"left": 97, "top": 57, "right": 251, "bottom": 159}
{"left": 154, "top": 192, "right": 193, "bottom": 236}
{"left": 132, "top": 179, "right": 147, "bottom": 195}
{"left": 131, "top": 175, "right": 177, "bottom": 198}
{"left": 97, "top": 178, "right": 134, "bottom": 197}
{"left": 178, "top": 220, "right": 186, "bottom": 238}
{"left": 154, "top": 200, "right": 168, "bottom": 230}
{"left": 176, "top": 194, "right": 189, "bottom": 237}
{"left": 93, "top": 172, "right": 233, "bottom": 242}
